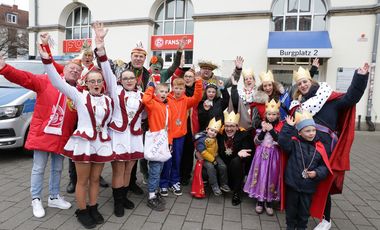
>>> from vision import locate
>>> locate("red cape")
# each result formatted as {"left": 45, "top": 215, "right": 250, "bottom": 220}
{"left": 283, "top": 91, "right": 356, "bottom": 219}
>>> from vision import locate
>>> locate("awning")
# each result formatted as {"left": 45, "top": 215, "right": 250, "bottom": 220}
{"left": 267, "top": 31, "right": 332, "bottom": 58}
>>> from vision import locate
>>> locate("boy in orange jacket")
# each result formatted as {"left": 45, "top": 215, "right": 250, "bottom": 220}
{"left": 159, "top": 77, "right": 203, "bottom": 196}
{"left": 142, "top": 82, "right": 171, "bottom": 211}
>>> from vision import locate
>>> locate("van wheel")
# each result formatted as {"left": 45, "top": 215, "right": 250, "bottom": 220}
{"left": 21, "top": 127, "right": 33, "bottom": 155}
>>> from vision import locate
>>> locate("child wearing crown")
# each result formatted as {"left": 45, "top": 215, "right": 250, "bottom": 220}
{"left": 278, "top": 111, "right": 332, "bottom": 230}
{"left": 194, "top": 118, "right": 231, "bottom": 196}
{"left": 243, "top": 99, "right": 283, "bottom": 216}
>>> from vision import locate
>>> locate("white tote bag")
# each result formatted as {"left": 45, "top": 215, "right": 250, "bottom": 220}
{"left": 144, "top": 107, "right": 171, "bottom": 162}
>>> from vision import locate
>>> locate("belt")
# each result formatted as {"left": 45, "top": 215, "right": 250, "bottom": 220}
{"left": 315, "top": 123, "right": 338, "bottom": 153}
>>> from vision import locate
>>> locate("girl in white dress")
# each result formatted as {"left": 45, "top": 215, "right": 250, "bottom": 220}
{"left": 93, "top": 22, "right": 145, "bottom": 217}
{"left": 38, "top": 45, "right": 113, "bottom": 229}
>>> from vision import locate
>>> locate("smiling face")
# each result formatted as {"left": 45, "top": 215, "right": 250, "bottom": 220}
{"left": 131, "top": 53, "right": 146, "bottom": 69}
{"left": 266, "top": 111, "right": 279, "bottom": 122}
{"left": 63, "top": 63, "right": 82, "bottom": 86}
{"left": 206, "top": 127, "right": 218, "bottom": 138}
{"left": 200, "top": 67, "right": 213, "bottom": 79}
{"left": 184, "top": 71, "right": 195, "bottom": 87}
{"left": 224, "top": 122, "right": 238, "bottom": 137}
{"left": 262, "top": 81, "right": 274, "bottom": 96}
{"left": 298, "top": 125, "right": 316, "bottom": 141}
{"left": 297, "top": 78, "right": 313, "bottom": 95}
{"left": 205, "top": 87, "right": 217, "bottom": 100}
{"left": 120, "top": 70, "right": 137, "bottom": 91}
{"left": 85, "top": 71, "right": 104, "bottom": 96}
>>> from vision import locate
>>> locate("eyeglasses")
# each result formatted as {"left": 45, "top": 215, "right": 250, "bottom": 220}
{"left": 184, "top": 75, "right": 194, "bottom": 78}
{"left": 121, "top": 77, "right": 136, "bottom": 82}
{"left": 86, "top": 79, "right": 103, "bottom": 84}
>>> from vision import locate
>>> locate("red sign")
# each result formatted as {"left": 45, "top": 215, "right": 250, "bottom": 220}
{"left": 63, "top": 39, "right": 92, "bottom": 53}
{"left": 151, "top": 34, "right": 193, "bottom": 50}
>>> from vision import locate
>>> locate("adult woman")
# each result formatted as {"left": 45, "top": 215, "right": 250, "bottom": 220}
{"left": 39, "top": 46, "right": 113, "bottom": 229}
{"left": 289, "top": 65, "right": 369, "bottom": 230}
{"left": 93, "top": 22, "right": 145, "bottom": 217}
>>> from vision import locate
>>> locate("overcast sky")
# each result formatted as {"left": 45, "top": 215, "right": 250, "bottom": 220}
{"left": 0, "top": 0, "right": 29, "bottom": 11}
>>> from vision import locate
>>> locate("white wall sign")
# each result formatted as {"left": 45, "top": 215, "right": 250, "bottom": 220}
{"left": 336, "top": 67, "right": 355, "bottom": 92}
{"left": 267, "top": 48, "right": 332, "bottom": 58}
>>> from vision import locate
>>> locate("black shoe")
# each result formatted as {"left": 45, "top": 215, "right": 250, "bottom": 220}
{"left": 232, "top": 192, "right": 241, "bottom": 206}
{"left": 147, "top": 197, "right": 165, "bottom": 211}
{"left": 155, "top": 192, "right": 166, "bottom": 205}
{"left": 88, "top": 204, "right": 104, "bottom": 224}
{"left": 75, "top": 208, "right": 96, "bottom": 229}
{"left": 128, "top": 183, "right": 144, "bottom": 195}
{"left": 66, "top": 181, "right": 76, "bottom": 194}
{"left": 99, "top": 176, "right": 109, "bottom": 188}
{"left": 123, "top": 187, "right": 135, "bottom": 209}
{"left": 112, "top": 187, "right": 124, "bottom": 217}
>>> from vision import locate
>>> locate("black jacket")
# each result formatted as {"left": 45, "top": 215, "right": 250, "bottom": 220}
{"left": 278, "top": 124, "right": 329, "bottom": 194}
{"left": 217, "top": 130, "right": 254, "bottom": 165}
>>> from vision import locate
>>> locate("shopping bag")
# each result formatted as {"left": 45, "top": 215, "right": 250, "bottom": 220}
{"left": 191, "top": 159, "right": 206, "bottom": 198}
{"left": 144, "top": 129, "right": 171, "bottom": 162}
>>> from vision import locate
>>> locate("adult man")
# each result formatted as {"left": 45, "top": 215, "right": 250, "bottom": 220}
{"left": 217, "top": 111, "right": 254, "bottom": 206}
{"left": 0, "top": 56, "right": 82, "bottom": 218}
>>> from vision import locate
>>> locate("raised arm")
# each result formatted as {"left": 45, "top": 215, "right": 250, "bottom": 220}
{"left": 222, "top": 56, "right": 243, "bottom": 88}
{"left": 142, "top": 85, "right": 157, "bottom": 109}
{"left": 40, "top": 33, "right": 64, "bottom": 74}
{"left": 186, "top": 78, "right": 203, "bottom": 108}
{"left": 278, "top": 116, "right": 297, "bottom": 154}
{"left": 230, "top": 75, "right": 239, "bottom": 112}
{"left": 166, "top": 37, "right": 186, "bottom": 78}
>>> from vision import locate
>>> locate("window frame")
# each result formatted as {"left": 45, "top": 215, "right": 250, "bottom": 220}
{"left": 6, "top": 13, "right": 17, "bottom": 24}
{"left": 65, "top": 6, "right": 92, "bottom": 40}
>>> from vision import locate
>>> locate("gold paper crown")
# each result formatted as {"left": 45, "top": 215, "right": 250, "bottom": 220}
{"left": 294, "top": 109, "right": 313, "bottom": 124}
{"left": 207, "top": 118, "right": 222, "bottom": 131}
{"left": 259, "top": 70, "right": 274, "bottom": 83}
{"left": 265, "top": 99, "right": 280, "bottom": 113}
{"left": 81, "top": 40, "right": 93, "bottom": 55}
{"left": 223, "top": 110, "right": 240, "bottom": 124}
{"left": 293, "top": 66, "right": 311, "bottom": 82}
{"left": 242, "top": 68, "right": 255, "bottom": 79}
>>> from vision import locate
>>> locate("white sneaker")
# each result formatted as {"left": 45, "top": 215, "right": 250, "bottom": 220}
{"left": 31, "top": 198, "right": 45, "bottom": 218}
{"left": 314, "top": 219, "right": 332, "bottom": 230}
{"left": 48, "top": 195, "right": 71, "bottom": 209}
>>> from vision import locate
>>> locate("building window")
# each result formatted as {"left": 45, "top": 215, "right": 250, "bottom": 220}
{"left": 6, "top": 13, "right": 17, "bottom": 24}
{"left": 272, "top": 0, "right": 327, "bottom": 31}
{"left": 154, "top": 0, "right": 193, "bottom": 67}
{"left": 154, "top": 0, "right": 193, "bottom": 35}
{"left": 65, "top": 6, "right": 91, "bottom": 39}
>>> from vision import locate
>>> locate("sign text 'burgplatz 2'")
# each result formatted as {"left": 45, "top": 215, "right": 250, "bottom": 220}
{"left": 267, "top": 48, "right": 332, "bottom": 58}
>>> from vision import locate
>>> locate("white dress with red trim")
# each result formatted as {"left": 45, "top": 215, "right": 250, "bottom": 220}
{"left": 100, "top": 58, "right": 145, "bottom": 161}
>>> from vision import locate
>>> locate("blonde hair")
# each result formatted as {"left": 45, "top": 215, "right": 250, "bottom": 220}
{"left": 292, "top": 78, "right": 318, "bottom": 100}
{"left": 173, "top": 78, "right": 185, "bottom": 87}
{"left": 156, "top": 83, "right": 169, "bottom": 92}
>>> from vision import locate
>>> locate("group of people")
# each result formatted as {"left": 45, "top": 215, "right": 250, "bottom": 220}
{"left": 0, "top": 21, "right": 369, "bottom": 230}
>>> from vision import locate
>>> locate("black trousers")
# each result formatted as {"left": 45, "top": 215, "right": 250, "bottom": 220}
{"left": 68, "top": 159, "right": 77, "bottom": 184}
{"left": 180, "top": 131, "right": 195, "bottom": 181}
{"left": 285, "top": 186, "right": 312, "bottom": 230}
{"left": 226, "top": 156, "right": 244, "bottom": 193}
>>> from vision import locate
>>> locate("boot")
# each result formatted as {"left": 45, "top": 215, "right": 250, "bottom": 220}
{"left": 112, "top": 187, "right": 125, "bottom": 217}
{"left": 75, "top": 208, "right": 96, "bottom": 229}
{"left": 88, "top": 204, "right": 104, "bottom": 224}
{"left": 123, "top": 187, "right": 135, "bottom": 209}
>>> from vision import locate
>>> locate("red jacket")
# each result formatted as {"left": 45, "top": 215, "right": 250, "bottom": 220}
{"left": 0, "top": 64, "right": 78, "bottom": 154}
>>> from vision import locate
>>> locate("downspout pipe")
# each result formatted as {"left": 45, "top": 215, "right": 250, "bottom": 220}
{"left": 33, "top": 0, "right": 38, "bottom": 59}
{"left": 367, "top": 1, "right": 379, "bottom": 131}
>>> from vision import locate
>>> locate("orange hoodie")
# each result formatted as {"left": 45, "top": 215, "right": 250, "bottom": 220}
{"left": 168, "top": 79, "right": 203, "bottom": 138}
{"left": 142, "top": 86, "right": 173, "bottom": 144}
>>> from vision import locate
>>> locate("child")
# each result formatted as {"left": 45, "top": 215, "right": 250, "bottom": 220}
{"left": 278, "top": 111, "right": 331, "bottom": 230}
{"left": 39, "top": 47, "right": 113, "bottom": 229}
{"left": 142, "top": 82, "right": 171, "bottom": 211}
{"left": 243, "top": 99, "right": 283, "bottom": 216}
{"left": 194, "top": 118, "right": 231, "bottom": 196}
{"left": 159, "top": 77, "right": 203, "bottom": 196}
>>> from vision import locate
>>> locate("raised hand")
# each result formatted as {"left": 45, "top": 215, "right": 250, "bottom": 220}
{"left": 238, "top": 149, "right": 251, "bottom": 158}
{"left": 312, "top": 58, "right": 320, "bottom": 68}
{"left": 231, "top": 74, "right": 238, "bottom": 85}
{"left": 217, "top": 79, "right": 224, "bottom": 88}
{"left": 92, "top": 21, "right": 108, "bottom": 50}
{"left": 266, "top": 123, "right": 273, "bottom": 131}
{"left": 357, "top": 62, "right": 370, "bottom": 75}
{"left": 235, "top": 56, "right": 244, "bottom": 69}
{"left": 178, "top": 37, "right": 187, "bottom": 51}
{"left": 285, "top": 115, "right": 295, "bottom": 126}
{"left": 37, "top": 45, "right": 50, "bottom": 60}
{"left": 40, "top": 33, "right": 50, "bottom": 45}
{"left": 179, "top": 53, "right": 185, "bottom": 68}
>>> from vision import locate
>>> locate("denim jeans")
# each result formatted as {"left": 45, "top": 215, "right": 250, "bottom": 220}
{"left": 160, "top": 136, "right": 185, "bottom": 188}
{"left": 147, "top": 161, "right": 164, "bottom": 193}
{"left": 30, "top": 150, "right": 64, "bottom": 199}
{"left": 203, "top": 156, "right": 228, "bottom": 187}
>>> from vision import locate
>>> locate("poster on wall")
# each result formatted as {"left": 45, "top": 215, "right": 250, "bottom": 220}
{"left": 151, "top": 35, "right": 193, "bottom": 50}
{"left": 63, "top": 39, "right": 92, "bottom": 53}
{"left": 336, "top": 67, "right": 355, "bottom": 92}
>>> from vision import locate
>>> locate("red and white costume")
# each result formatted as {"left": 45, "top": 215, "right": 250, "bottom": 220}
{"left": 43, "top": 61, "right": 114, "bottom": 163}
{"left": 99, "top": 55, "right": 145, "bottom": 161}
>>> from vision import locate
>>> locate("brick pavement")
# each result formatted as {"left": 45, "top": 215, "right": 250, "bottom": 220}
{"left": 0, "top": 131, "right": 379, "bottom": 229}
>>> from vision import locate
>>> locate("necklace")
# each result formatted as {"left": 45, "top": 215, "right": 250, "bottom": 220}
{"left": 224, "top": 137, "right": 233, "bottom": 156}
{"left": 298, "top": 141, "right": 317, "bottom": 179}
{"left": 172, "top": 99, "right": 184, "bottom": 126}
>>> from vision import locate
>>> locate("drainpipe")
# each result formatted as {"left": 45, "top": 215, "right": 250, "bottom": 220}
{"left": 33, "top": 0, "right": 39, "bottom": 59}
{"left": 367, "top": 2, "right": 379, "bottom": 131}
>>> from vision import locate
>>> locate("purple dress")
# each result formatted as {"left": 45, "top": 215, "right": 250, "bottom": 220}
{"left": 243, "top": 129, "right": 280, "bottom": 202}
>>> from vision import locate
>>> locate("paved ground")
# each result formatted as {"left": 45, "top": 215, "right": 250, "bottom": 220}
{"left": 0, "top": 131, "right": 379, "bottom": 230}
